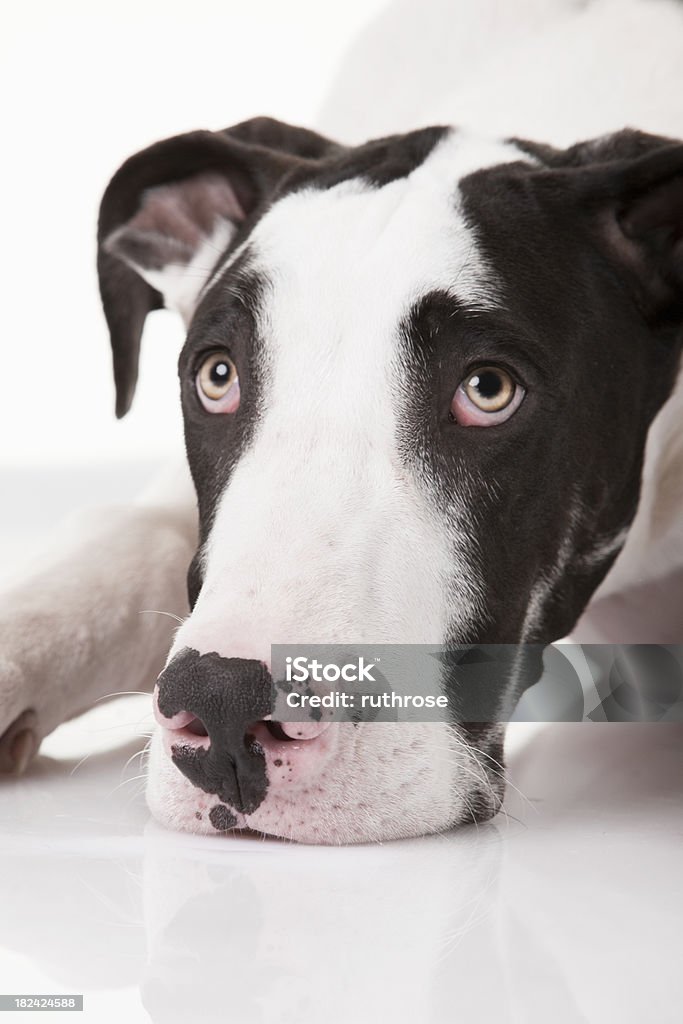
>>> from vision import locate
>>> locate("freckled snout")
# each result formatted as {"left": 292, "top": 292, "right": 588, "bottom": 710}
{"left": 154, "top": 647, "right": 333, "bottom": 820}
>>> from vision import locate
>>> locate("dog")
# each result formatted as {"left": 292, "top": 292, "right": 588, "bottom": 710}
{"left": 1, "top": 0, "right": 682, "bottom": 843}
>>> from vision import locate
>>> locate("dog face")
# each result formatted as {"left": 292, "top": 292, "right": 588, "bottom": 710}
{"left": 99, "top": 118, "right": 683, "bottom": 842}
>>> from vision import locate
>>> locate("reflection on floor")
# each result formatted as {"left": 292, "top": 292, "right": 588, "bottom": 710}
{"left": 0, "top": 699, "right": 681, "bottom": 1024}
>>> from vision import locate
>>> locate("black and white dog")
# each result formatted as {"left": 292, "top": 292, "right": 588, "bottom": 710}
{"left": 1, "top": 0, "right": 682, "bottom": 842}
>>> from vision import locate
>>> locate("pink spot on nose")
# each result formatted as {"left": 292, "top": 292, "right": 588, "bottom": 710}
{"left": 153, "top": 684, "right": 194, "bottom": 729}
{"left": 279, "top": 721, "right": 331, "bottom": 740}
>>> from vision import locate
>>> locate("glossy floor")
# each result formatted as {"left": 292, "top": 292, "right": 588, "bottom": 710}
{"left": 0, "top": 699, "right": 681, "bottom": 1024}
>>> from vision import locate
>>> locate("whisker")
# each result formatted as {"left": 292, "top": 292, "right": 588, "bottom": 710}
{"left": 121, "top": 745, "right": 151, "bottom": 777}
{"left": 69, "top": 728, "right": 153, "bottom": 777}
{"left": 139, "top": 609, "right": 186, "bottom": 626}
{"left": 70, "top": 752, "right": 95, "bottom": 776}
{"left": 88, "top": 718, "right": 153, "bottom": 735}
{"left": 105, "top": 772, "right": 149, "bottom": 798}
{"left": 475, "top": 747, "right": 537, "bottom": 813}
{"left": 93, "top": 690, "right": 151, "bottom": 704}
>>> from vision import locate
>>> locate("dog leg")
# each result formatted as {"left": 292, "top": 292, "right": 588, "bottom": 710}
{"left": 0, "top": 474, "right": 197, "bottom": 773}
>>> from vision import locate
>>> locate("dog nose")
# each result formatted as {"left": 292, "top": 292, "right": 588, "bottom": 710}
{"left": 155, "top": 648, "right": 274, "bottom": 814}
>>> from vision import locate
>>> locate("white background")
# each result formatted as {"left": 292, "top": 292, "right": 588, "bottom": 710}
{"left": 0, "top": 0, "right": 387, "bottom": 470}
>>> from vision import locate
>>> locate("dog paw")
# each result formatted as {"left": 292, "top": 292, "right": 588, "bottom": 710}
{"left": 0, "top": 708, "right": 39, "bottom": 774}
{"left": 0, "top": 612, "right": 46, "bottom": 775}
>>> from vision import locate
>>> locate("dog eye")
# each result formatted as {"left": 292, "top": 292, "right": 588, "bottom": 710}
{"left": 196, "top": 351, "right": 240, "bottom": 413}
{"left": 451, "top": 366, "right": 524, "bottom": 426}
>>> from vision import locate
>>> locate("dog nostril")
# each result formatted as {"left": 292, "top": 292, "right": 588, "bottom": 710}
{"left": 264, "top": 720, "right": 297, "bottom": 742}
{"left": 185, "top": 716, "right": 209, "bottom": 737}
{"left": 262, "top": 719, "right": 331, "bottom": 741}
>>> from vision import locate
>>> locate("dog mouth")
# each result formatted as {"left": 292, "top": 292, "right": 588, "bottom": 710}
{"left": 152, "top": 681, "right": 338, "bottom": 825}
{"left": 160, "top": 714, "right": 325, "bottom": 747}
{"left": 182, "top": 718, "right": 304, "bottom": 742}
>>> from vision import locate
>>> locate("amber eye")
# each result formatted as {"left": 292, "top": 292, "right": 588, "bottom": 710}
{"left": 451, "top": 366, "right": 524, "bottom": 427}
{"left": 196, "top": 351, "right": 240, "bottom": 414}
{"left": 465, "top": 366, "right": 515, "bottom": 410}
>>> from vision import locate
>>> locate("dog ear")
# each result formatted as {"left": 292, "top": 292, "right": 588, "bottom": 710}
{"left": 523, "top": 131, "right": 683, "bottom": 331}
{"left": 609, "top": 145, "right": 683, "bottom": 326}
{"left": 99, "top": 119, "right": 335, "bottom": 417}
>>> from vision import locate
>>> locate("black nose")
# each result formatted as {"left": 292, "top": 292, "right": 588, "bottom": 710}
{"left": 156, "top": 648, "right": 273, "bottom": 814}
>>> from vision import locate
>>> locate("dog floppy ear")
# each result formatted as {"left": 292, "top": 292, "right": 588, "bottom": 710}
{"left": 524, "top": 130, "right": 683, "bottom": 331}
{"left": 98, "top": 119, "right": 335, "bottom": 417}
{"left": 609, "top": 144, "right": 683, "bottom": 326}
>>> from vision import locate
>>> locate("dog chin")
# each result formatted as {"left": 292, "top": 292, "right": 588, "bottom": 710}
{"left": 145, "top": 723, "right": 504, "bottom": 845}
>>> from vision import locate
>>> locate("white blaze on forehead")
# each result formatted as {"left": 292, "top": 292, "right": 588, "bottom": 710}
{"left": 175, "top": 131, "right": 524, "bottom": 657}
{"left": 205, "top": 130, "right": 522, "bottom": 300}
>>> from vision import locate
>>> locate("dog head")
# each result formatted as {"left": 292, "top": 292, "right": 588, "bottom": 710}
{"left": 99, "top": 118, "right": 683, "bottom": 842}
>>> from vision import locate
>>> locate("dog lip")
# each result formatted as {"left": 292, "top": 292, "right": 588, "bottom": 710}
{"left": 165, "top": 725, "right": 211, "bottom": 753}
{"left": 248, "top": 720, "right": 334, "bottom": 759}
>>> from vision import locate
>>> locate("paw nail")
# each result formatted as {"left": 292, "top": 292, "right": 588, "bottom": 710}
{"left": 0, "top": 709, "right": 38, "bottom": 773}
{"left": 10, "top": 729, "right": 37, "bottom": 774}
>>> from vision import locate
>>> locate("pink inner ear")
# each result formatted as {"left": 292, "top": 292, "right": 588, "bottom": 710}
{"left": 106, "top": 172, "right": 246, "bottom": 271}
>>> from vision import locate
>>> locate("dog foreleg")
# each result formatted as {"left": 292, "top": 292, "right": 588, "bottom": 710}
{"left": 0, "top": 476, "right": 197, "bottom": 773}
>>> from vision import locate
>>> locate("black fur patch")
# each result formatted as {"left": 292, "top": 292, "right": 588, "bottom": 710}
{"left": 179, "top": 266, "right": 267, "bottom": 602}
{"left": 279, "top": 126, "right": 449, "bottom": 192}
{"left": 209, "top": 805, "right": 238, "bottom": 832}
